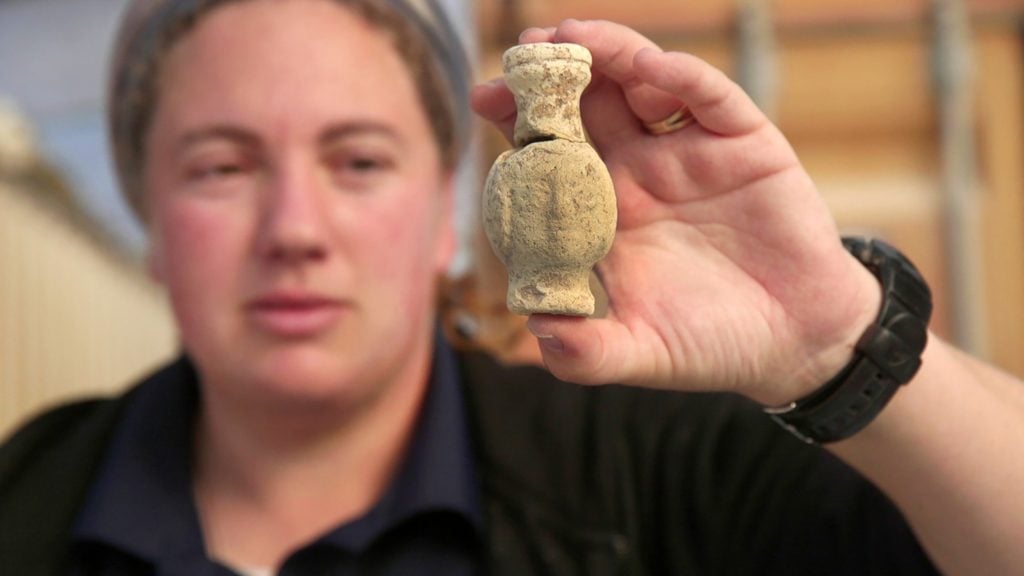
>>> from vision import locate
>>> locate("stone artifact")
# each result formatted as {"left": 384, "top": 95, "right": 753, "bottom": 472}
{"left": 482, "top": 42, "right": 617, "bottom": 316}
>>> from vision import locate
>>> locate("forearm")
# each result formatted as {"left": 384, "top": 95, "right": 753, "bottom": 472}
{"left": 828, "top": 335, "right": 1024, "bottom": 575}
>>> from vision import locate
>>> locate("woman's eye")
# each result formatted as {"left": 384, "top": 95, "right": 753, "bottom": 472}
{"left": 334, "top": 154, "right": 392, "bottom": 174}
{"left": 196, "top": 165, "right": 236, "bottom": 179}
{"left": 326, "top": 151, "right": 396, "bottom": 190}
{"left": 187, "top": 162, "right": 247, "bottom": 182}
{"left": 348, "top": 157, "right": 383, "bottom": 172}
{"left": 177, "top": 139, "right": 258, "bottom": 187}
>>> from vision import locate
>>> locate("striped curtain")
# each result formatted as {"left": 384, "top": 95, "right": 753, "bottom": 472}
{"left": 0, "top": 182, "right": 176, "bottom": 438}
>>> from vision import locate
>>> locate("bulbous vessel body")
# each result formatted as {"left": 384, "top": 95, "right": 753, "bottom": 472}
{"left": 482, "top": 43, "right": 617, "bottom": 316}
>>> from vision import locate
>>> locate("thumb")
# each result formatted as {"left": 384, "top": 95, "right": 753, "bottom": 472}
{"left": 527, "top": 314, "right": 639, "bottom": 385}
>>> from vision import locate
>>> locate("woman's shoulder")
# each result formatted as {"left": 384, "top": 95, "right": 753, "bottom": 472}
{"left": 0, "top": 356, "right": 193, "bottom": 492}
{"left": 0, "top": 395, "right": 125, "bottom": 489}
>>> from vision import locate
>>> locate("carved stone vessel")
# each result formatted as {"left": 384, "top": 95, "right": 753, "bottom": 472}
{"left": 482, "top": 43, "right": 617, "bottom": 316}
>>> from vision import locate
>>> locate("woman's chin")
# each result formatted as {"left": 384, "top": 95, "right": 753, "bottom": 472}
{"left": 233, "top": 350, "right": 369, "bottom": 405}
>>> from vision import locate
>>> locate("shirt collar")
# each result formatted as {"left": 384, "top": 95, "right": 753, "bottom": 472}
{"left": 71, "top": 357, "right": 207, "bottom": 569}
{"left": 71, "top": 332, "right": 482, "bottom": 566}
{"left": 322, "top": 334, "right": 484, "bottom": 552}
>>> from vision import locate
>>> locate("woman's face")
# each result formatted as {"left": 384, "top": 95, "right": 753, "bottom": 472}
{"left": 144, "top": 0, "right": 455, "bottom": 407}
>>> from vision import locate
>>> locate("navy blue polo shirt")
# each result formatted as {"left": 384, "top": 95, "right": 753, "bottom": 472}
{"left": 69, "top": 336, "right": 484, "bottom": 575}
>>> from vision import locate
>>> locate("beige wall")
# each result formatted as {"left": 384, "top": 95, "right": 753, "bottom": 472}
{"left": 0, "top": 182, "right": 176, "bottom": 438}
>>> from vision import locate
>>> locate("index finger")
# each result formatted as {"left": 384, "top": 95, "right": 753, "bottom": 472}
{"left": 554, "top": 19, "right": 769, "bottom": 138}
{"left": 634, "top": 48, "right": 768, "bottom": 136}
{"left": 551, "top": 19, "right": 682, "bottom": 125}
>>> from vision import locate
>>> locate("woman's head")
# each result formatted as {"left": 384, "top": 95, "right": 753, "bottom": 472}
{"left": 109, "top": 0, "right": 469, "bottom": 222}
{"left": 131, "top": 0, "right": 464, "bottom": 410}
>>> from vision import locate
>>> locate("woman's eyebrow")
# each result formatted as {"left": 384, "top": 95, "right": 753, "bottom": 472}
{"left": 175, "top": 125, "right": 261, "bottom": 154}
{"left": 170, "top": 122, "right": 404, "bottom": 156}
{"left": 318, "top": 122, "right": 403, "bottom": 147}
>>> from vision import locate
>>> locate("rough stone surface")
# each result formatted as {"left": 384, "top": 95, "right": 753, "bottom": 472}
{"left": 483, "top": 43, "right": 617, "bottom": 316}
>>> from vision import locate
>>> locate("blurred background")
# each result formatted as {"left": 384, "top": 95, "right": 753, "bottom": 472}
{"left": 2, "top": 0, "right": 1023, "bottom": 436}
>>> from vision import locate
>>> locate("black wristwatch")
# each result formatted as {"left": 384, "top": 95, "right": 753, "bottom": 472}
{"left": 765, "top": 237, "right": 933, "bottom": 444}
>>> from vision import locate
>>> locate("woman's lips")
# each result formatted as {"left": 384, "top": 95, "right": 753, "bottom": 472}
{"left": 246, "top": 293, "right": 346, "bottom": 337}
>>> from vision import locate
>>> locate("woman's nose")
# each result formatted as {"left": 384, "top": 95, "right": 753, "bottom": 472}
{"left": 256, "top": 166, "right": 330, "bottom": 264}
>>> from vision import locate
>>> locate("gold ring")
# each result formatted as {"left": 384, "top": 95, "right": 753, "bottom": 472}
{"left": 644, "top": 107, "right": 697, "bottom": 136}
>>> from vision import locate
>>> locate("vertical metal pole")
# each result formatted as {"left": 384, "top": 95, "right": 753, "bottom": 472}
{"left": 932, "top": 0, "right": 987, "bottom": 354}
{"left": 736, "top": 0, "right": 778, "bottom": 120}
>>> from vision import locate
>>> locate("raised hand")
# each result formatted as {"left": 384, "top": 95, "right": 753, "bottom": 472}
{"left": 471, "top": 19, "right": 881, "bottom": 405}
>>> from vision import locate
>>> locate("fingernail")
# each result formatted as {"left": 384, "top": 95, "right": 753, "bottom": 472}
{"left": 518, "top": 27, "right": 546, "bottom": 43}
{"left": 536, "top": 334, "right": 564, "bottom": 353}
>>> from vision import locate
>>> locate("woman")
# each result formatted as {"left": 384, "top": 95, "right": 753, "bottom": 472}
{"left": 7, "top": 0, "right": 478, "bottom": 573}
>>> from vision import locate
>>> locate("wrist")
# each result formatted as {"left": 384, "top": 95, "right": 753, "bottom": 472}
{"left": 800, "top": 254, "right": 885, "bottom": 399}
{"left": 750, "top": 241, "right": 882, "bottom": 408}
{"left": 765, "top": 237, "right": 933, "bottom": 444}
